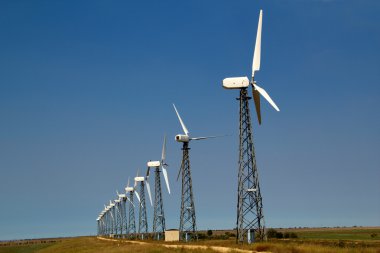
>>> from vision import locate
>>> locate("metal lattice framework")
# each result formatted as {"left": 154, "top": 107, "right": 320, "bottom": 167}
{"left": 237, "top": 88, "right": 265, "bottom": 243}
{"left": 138, "top": 181, "right": 148, "bottom": 239}
{"left": 179, "top": 142, "right": 197, "bottom": 241}
{"left": 115, "top": 201, "right": 122, "bottom": 237}
{"left": 127, "top": 191, "right": 136, "bottom": 238}
{"left": 121, "top": 198, "right": 127, "bottom": 237}
{"left": 152, "top": 167, "right": 166, "bottom": 240}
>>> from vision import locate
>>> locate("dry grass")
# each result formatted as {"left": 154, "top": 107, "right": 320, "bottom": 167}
{"left": 1, "top": 234, "right": 380, "bottom": 253}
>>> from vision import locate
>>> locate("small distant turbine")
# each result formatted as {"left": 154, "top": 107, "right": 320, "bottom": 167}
{"left": 125, "top": 177, "right": 137, "bottom": 238}
{"left": 146, "top": 135, "right": 171, "bottom": 240}
{"left": 134, "top": 169, "right": 151, "bottom": 239}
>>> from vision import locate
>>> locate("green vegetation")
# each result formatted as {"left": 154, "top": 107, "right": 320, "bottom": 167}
{"left": 280, "top": 228, "right": 380, "bottom": 241}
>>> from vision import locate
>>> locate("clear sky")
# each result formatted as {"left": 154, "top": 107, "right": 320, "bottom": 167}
{"left": 0, "top": 0, "right": 379, "bottom": 240}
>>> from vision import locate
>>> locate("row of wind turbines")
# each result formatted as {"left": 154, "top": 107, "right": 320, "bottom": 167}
{"left": 96, "top": 104, "right": 217, "bottom": 241}
{"left": 96, "top": 9, "right": 280, "bottom": 244}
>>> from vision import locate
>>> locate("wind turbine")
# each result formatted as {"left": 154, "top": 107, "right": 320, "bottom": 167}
{"left": 108, "top": 200, "right": 116, "bottom": 236}
{"left": 116, "top": 190, "right": 127, "bottom": 237}
{"left": 173, "top": 104, "right": 217, "bottom": 242}
{"left": 134, "top": 169, "right": 151, "bottom": 239}
{"left": 125, "top": 177, "right": 137, "bottom": 238}
{"left": 114, "top": 197, "right": 123, "bottom": 237}
{"left": 222, "top": 9, "right": 279, "bottom": 243}
{"left": 146, "top": 135, "right": 170, "bottom": 240}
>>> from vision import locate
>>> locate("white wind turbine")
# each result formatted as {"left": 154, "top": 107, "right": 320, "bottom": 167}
{"left": 173, "top": 103, "right": 219, "bottom": 241}
{"left": 222, "top": 9, "right": 279, "bottom": 243}
{"left": 146, "top": 135, "right": 170, "bottom": 240}
{"left": 134, "top": 169, "right": 150, "bottom": 239}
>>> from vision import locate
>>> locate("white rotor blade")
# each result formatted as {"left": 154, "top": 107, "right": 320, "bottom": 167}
{"left": 127, "top": 177, "right": 130, "bottom": 187}
{"left": 161, "top": 134, "right": 167, "bottom": 161}
{"left": 134, "top": 191, "right": 141, "bottom": 203}
{"left": 190, "top": 134, "right": 228, "bottom": 141}
{"left": 252, "top": 9, "right": 263, "bottom": 78}
{"left": 253, "top": 83, "right": 280, "bottom": 111}
{"left": 173, "top": 104, "right": 189, "bottom": 135}
{"left": 162, "top": 165, "right": 171, "bottom": 194}
{"left": 146, "top": 181, "right": 153, "bottom": 206}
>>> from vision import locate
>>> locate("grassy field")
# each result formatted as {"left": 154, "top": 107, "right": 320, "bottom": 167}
{"left": 0, "top": 227, "right": 379, "bottom": 253}
{"left": 278, "top": 227, "right": 380, "bottom": 241}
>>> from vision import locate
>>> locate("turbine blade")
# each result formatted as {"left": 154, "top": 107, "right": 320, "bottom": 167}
{"left": 127, "top": 177, "right": 130, "bottom": 187}
{"left": 252, "top": 10, "right": 263, "bottom": 78}
{"left": 161, "top": 134, "right": 167, "bottom": 161}
{"left": 146, "top": 181, "right": 153, "bottom": 206}
{"left": 190, "top": 135, "right": 228, "bottom": 140}
{"left": 252, "top": 88, "right": 262, "bottom": 125}
{"left": 173, "top": 104, "right": 189, "bottom": 135}
{"left": 253, "top": 83, "right": 280, "bottom": 111}
{"left": 146, "top": 167, "right": 150, "bottom": 178}
{"left": 162, "top": 165, "right": 171, "bottom": 194}
{"left": 134, "top": 191, "right": 141, "bottom": 203}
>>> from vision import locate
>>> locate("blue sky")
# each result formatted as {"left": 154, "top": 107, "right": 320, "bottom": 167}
{"left": 0, "top": 0, "right": 379, "bottom": 240}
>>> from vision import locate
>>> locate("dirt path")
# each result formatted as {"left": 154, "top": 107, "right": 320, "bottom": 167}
{"left": 97, "top": 236, "right": 269, "bottom": 253}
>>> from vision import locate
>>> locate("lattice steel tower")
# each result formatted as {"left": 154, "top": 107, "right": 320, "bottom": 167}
{"left": 117, "top": 190, "right": 128, "bottom": 237}
{"left": 179, "top": 142, "right": 197, "bottom": 241}
{"left": 135, "top": 177, "right": 148, "bottom": 239}
{"left": 222, "top": 10, "right": 280, "bottom": 244}
{"left": 237, "top": 88, "right": 265, "bottom": 242}
{"left": 126, "top": 190, "right": 136, "bottom": 238}
{"left": 152, "top": 167, "right": 166, "bottom": 239}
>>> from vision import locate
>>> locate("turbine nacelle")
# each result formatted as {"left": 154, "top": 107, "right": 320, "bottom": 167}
{"left": 147, "top": 160, "right": 161, "bottom": 167}
{"left": 125, "top": 186, "right": 134, "bottom": 192}
{"left": 223, "top": 77, "right": 250, "bottom": 89}
{"left": 134, "top": 176, "right": 145, "bottom": 182}
{"left": 175, "top": 134, "right": 190, "bottom": 142}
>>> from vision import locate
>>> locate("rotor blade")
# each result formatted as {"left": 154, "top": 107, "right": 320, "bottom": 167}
{"left": 190, "top": 135, "right": 228, "bottom": 140}
{"left": 146, "top": 167, "right": 150, "bottom": 178}
{"left": 116, "top": 190, "right": 119, "bottom": 196}
{"left": 252, "top": 88, "right": 262, "bottom": 125}
{"left": 253, "top": 83, "right": 280, "bottom": 111}
{"left": 252, "top": 9, "right": 263, "bottom": 78}
{"left": 134, "top": 191, "right": 141, "bottom": 203}
{"left": 161, "top": 134, "right": 167, "bottom": 161}
{"left": 173, "top": 104, "right": 189, "bottom": 135}
{"left": 127, "top": 177, "right": 130, "bottom": 187}
{"left": 162, "top": 165, "right": 171, "bottom": 194}
{"left": 136, "top": 168, "right": 139, "bottom": 177}
{"left": 146, "top": 181, "right": 153, "bottom": 206}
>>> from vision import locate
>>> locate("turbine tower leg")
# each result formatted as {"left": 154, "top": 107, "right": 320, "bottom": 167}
{"left": 237, "top": 88, "right": 265, "bottom": 243}
{"left": 179, "top": 142, "right": 197, "bottom": 242}
{"left": 153, "top": 167, "right": 166, "bottom": 240}
{"left": 127, "top": 192, "right": 136, "bottom": 239}
{"left": 138, "top": 182, "right": 148, "bottom": 240}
